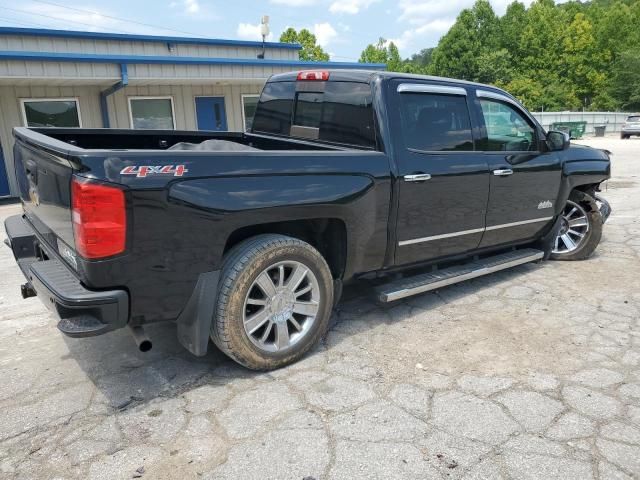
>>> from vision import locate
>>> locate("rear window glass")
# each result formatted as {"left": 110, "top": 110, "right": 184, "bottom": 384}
{"left": 252, "top": 81, "right": 376, "bottom": 148}
{"left": 627, "top": 116, "right": 640, "bottom": 122}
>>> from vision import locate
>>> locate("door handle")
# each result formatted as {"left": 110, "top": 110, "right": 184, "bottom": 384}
{"left": 493, "top": 169, "right": 513, "bottom": 176}
{"left": 404, "top": 173, "right": 431, "bottom": 182}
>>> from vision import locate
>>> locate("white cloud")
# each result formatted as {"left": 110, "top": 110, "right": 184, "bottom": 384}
{"left": 236, "top": 22, "right": 274, "bottom": 41}
{"left": 313, "top": 22, "right": 337, "bottom": 47}
{"left": 184, "top": 0, "right": 200, "bottom": 13}
{"left": 270, "top": 0, "right": 317, "bottom": 5}
{"left": 329, "top": 0, "right": 378, "bottom": 15}
{"left": 390, "top": 19, "right": 454, "bottom": 50}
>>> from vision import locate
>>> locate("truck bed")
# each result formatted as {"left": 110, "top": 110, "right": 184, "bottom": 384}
{"left": 26, "top": 127, "right": 346, "bottom": 151}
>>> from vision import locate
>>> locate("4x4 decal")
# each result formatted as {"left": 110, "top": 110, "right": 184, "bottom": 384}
{"left": 120, "top": 165, "right": 188, "bottom": 178}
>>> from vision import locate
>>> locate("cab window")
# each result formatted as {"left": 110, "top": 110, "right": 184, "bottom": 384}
{"left": 398, "top": 93, "right": 473, "bottom": 152}
{"left": 478, "top": 99, "right": 536, "bottom": 152}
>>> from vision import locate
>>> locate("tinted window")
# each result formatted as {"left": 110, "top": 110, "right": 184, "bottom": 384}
{"left": 252, "top": 81, "right": 375, "bottom": 148}
{"left": 252, "top": 82, "right": 295, "bottom": 135}
{"left": 398, "top": 93, "right": 473, "bottom": 151}
{"left": 294, "top": 92, "right": 323, "bottom": 127}
{"left": 479, "top": 99, "right": 536, "bottom": 151}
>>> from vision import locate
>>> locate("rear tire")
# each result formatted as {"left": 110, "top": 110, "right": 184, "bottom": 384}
{"left": 621, "top": 134, "right": 629, "bottom": 139}
{"left": 550, "top": 190, "right": 603, "bottom": 261}
{"left": 211, "top": 234, "right": 334, "bottom": 370}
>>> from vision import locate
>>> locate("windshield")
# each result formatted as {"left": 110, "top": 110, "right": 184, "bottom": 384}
{"left": 627, "top": 116, "right": 640, "bottom": 122}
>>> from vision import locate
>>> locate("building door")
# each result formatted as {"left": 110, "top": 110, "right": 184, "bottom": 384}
{"left": 0, "top": 141, "right": 11, "bottom": 198}
{"left": 195, "top": 97, "right": 228, "bottom": 131}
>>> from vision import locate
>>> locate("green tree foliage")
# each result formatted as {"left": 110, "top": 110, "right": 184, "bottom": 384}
{"left": 279, "top": 27, "right": 330, "bottom": 61}
{"left": 359, "top": 38, "right": 405, "bottom": 72}
{"left": 365, "top": 0, "right": 640, "bottom": 111}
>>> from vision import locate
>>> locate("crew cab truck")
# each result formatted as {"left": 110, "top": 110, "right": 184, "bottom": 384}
{"left": 4, "top": 70, "right": 611, "bottom": 370}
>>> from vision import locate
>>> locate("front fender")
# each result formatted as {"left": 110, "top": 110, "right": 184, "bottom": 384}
{"left": 556, "top": 158, "right": 610, "bottom": 215}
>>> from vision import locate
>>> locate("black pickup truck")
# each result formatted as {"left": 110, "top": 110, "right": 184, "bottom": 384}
{"left": 5, "top": 70, "right": 611, "bottom": 369}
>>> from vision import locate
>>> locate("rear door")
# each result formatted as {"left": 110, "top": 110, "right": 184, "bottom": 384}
{"left": 471, "top": 89, "right": 561, "bottom": 248}
{"left": 389, "top": 81, "right": 490, "bottom": 266}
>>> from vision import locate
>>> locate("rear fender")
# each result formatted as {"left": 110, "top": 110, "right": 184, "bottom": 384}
{"left": 168, "top": 174, "right": 389, "bottom": 279}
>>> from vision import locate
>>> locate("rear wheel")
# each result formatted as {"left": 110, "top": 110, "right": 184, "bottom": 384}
{"left": 211, "top": 234, "right": 334, "bottom": 370}
{"left": 550, "top": 191, "right": 603, "bottom": 261}
{"left": 621, "top": 134, "right": 629, "bottom": 139}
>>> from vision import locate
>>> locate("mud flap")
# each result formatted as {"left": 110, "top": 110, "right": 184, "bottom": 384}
{"left": 533, "top": 215, "right": 563, "bottom": 260}
{"left": 176, "top": 270, "right": 220, "bottom": 356}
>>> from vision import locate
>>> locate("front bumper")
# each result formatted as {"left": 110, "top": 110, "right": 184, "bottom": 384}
{"left": 4, "top": 214, "right": 129, "bottom": 337}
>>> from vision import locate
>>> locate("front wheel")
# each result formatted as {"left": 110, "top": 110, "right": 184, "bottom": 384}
{"left": 211, "top": 234, "right": 334, "bottom": 370}
{"left": 550, "top": 191, "right": 603, "bottom": 261}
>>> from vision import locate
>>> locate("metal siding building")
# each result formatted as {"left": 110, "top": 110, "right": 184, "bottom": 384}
{"left": 0, "top": 27, "right": 385, "bottom": 198}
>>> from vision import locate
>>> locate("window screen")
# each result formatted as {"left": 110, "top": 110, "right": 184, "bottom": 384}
{"left": 23, "top": 100, "right": 80, "bottom": 128}
{"left": 398, "top": 93, "right": 473, "bottom": 151}
{"left": 129, "top": 98, "right": 175, "bottom": 129}
{"left": 251, "top": 81, "right": 376, "bottom": 148}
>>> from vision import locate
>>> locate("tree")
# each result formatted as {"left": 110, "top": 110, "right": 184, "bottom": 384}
{"left": 359, "top": 38, "right": 404, "bottom": 71}
{"left": 279, "top": 28, "right": 330, "bottom": 61}
{"left": 609, "top": 51, "right": 640, "bottom": 110}
{"left": 429, "top": 0, "right": 500, "bottom": 81}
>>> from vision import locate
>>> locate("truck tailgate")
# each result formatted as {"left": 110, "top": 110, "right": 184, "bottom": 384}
{"left": 13, "top": 130, "right": 76, "bottom": 251}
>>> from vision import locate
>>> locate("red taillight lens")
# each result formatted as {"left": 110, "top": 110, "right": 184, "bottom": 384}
{"left": 71, "top": 177, "right": 126, "bottom": 259}
{"left": 297, "top": 70, "right": 329, "bottom": 81}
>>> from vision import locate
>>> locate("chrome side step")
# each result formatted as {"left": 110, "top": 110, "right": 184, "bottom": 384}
{"left": 376, "top": 248, "right": 544, "bottom": 302}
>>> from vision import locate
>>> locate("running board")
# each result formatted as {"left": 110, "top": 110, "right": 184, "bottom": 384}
{"left": 376, "top": 248, "right": 544, "bottom": 302}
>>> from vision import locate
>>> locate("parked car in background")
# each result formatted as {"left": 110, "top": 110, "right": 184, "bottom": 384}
{"left": 5, "top": 70, "right": 612, "bottom": 370}
{"left": 621, "top": 114, "right": 640, "bottom": 139}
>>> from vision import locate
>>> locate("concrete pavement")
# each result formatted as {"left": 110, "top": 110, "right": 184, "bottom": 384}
{"left": 0, "top": 137, "right": 639, "bottom": 479}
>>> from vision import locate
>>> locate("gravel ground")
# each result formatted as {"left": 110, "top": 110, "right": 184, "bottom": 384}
{"left": 0, "top": 137, "right": 639, "bottom": 480}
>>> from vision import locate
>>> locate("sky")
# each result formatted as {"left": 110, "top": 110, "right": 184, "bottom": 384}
{"left": 0, "top": 0, "right": 535, "bottom": 61}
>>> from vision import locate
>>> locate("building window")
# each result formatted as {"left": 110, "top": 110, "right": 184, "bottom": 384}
{"left": 21, "top": 98, "right": 81, "bottom": 127}
{"left": 128, "top": 97, "right": 175, "bottom": 129}
{"left": 241, "top": 94, "right": 259, "bottom": 131}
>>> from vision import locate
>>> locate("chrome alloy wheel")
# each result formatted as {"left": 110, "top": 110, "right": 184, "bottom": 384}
{"left": 552, "top": 200, "right": 590, "bottom": 254}
{"left": 243, "top": 261, "right": 321, "bottom": 353}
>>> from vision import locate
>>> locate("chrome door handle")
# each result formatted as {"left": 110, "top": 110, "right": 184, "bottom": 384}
{"left": 493, "top": 169, "right": 513, "bottom": 176}
{"left": 404, "top": 173, "right": 431, "bottom": 182}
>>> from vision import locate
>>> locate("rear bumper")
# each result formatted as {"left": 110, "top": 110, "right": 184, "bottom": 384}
{"left": 4, "top": 214, "right": 129, "bottom": 337}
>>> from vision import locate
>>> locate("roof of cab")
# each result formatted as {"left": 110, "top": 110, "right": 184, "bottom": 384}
{"left": 267, "top": 69, "right": 521, "bottom": 105}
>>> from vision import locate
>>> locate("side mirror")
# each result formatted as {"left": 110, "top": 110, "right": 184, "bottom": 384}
{"left": 546, "top": 130, "right": 570, "bottom": 151}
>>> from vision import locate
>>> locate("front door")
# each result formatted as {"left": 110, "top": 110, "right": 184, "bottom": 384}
{"left": 195, "top": 97, "right": 228, "bottom": 131}
{"left": 472, "top": 91, "right": 561, "bottom": 248}
{"left": 0, "top": 142, "right": 11, "bottom": 198}
{"left": 390, "top": 81, "right": 490, "bottom": 266}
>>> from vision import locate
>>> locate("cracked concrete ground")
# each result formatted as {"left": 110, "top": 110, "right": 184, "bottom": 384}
{"left": 1, "top": 137, "right": 639, "bottom": 480}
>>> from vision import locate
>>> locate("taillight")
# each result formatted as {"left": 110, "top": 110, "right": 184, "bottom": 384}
{"left": 71, "top": 177, "right": 126, "bottom": 259}
{"left": 297, "top": 70, "right": 329, "bottom": 81}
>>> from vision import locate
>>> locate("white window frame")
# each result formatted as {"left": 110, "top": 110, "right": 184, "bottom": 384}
{"left": 241, "top": 94, "right": 260, "bottom": 132}
{"left": 20, "top": 97, "right": 82, "bottom": 128}
{"left": 127, "top": 96, "right": 176, "bottom": 130}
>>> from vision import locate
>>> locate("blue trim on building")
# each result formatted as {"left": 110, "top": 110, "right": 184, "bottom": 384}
{"left": 0, "top": 26, "right": 302, "bottom": 50}
{"left": 0, "top": 50, "right": 386, "bottom": 69}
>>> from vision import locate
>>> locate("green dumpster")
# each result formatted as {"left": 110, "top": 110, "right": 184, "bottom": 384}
{"left": 550, "top": 121, "right": 587, "bottom": 139}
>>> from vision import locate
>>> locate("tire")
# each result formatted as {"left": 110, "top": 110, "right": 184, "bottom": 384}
{"left": 550, "top": 190, "right": 603, "bottom": 261}
{"left": 211, "top": 234, "right": 334, "bottom": 370}
{"left": 621, "top": 134, "right": 629, "bottom": 139}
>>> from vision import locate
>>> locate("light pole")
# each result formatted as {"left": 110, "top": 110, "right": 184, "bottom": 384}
{"left": 257, "top": 16, "right": 270, "bottom": 59}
